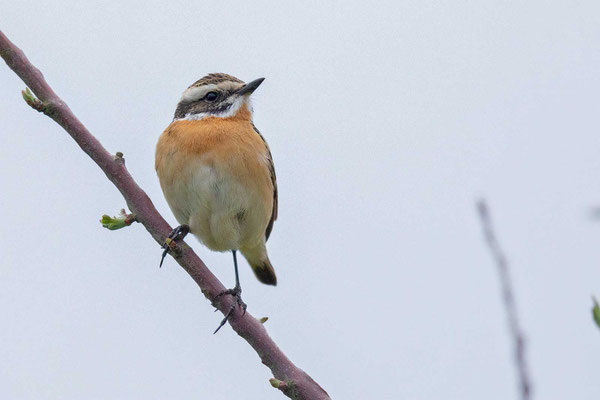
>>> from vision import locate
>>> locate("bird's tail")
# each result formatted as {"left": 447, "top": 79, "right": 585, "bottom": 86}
{"left": 251, "top": 257, "right": 277, "bottom": 286}
{"left": 241, "top": 244, "right": 277, "bottom": 286}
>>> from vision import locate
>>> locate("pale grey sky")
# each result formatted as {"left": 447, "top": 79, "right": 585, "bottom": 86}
{"left": 1, "top": 1, "right": 600, "bottom": 399}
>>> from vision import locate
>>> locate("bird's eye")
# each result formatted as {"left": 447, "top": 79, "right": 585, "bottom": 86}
{"left": 204, "top": 91, "right": 219, "bottom": 102}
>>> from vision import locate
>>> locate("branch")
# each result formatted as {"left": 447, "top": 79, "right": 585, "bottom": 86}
{"left": 0, "top": 30, "right": 330, "bottom": 400}
{"left": 476, "top": 200, "right": 532, "bottom": 400}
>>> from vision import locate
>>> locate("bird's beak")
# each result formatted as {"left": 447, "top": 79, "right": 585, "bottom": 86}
{"left": 237, "top": 77, "right": 265, "bottom": 96}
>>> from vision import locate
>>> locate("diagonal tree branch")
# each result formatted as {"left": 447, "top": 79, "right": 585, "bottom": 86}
{"left": 476, "top": 199, "right": 531, "bottom": 400}
{"left": 0, "top": 30, "right": 329, "bottom": 400}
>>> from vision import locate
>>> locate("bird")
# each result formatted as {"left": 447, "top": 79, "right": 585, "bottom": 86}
{"left": 155, "top": 73, "right": 277, "bottom": 333}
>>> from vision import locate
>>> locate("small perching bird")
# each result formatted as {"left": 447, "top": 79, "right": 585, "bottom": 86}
{"left": 155, "top": 73, "right": 277, "bottom": 332}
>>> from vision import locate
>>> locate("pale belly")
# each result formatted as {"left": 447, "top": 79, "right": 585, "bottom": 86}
{"left": 160, "top": 157, "right": 270, "bottom": 252}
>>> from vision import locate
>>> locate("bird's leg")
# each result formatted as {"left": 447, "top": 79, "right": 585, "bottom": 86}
{"left": 159, "top": 224, "right": 190, "bottom": 267}
{"left": 213, "top": 250, "right": 247, "bottom": 334}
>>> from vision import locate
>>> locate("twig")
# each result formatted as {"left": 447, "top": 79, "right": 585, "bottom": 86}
{"left": 0, "top": 30, "right": 329, "bottom": 400}
{"left": 476, "top": 199, "right": 532, "bottom": 400}
{"left": 100, "top": 208, "right": 137, "bottom": 230}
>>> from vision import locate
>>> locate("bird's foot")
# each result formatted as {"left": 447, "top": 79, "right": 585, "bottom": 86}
{"left": 159, "top": 224, "right": 190, "bottom": 267}
{"left": 213, "top": 285, "right": 247, "bottom": 334}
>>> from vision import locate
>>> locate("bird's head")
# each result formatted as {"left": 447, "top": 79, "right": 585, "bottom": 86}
{"left": 173, "top": 73, "right": 264, "bottom": 121}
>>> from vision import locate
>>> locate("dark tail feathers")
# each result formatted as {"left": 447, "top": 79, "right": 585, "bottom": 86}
{"left": 251, "top": 258, "right": 277, "bottom": 286}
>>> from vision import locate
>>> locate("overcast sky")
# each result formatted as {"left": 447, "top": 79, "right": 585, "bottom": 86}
{"left": 2, "top": 1, "right": 600, "bottom": 399}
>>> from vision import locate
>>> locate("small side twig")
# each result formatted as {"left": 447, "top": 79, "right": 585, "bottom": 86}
{"left": 101, "top": 209, "right": 137, "bottom": 230}
{"left": 21, "top": 87, "right": 45, "bottom": 112}
{"left": 477, "top": 199, "right": 532, "bottom": 400}
{"left": 270, "top": 378, "right": 299, "bottom": 398}
{"left": 270, "top": 378, "right": 290, "bottom": 391}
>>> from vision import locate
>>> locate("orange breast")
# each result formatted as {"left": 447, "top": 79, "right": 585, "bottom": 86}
{"left": 155, "top": 108, "right": 273, "bottom": 216}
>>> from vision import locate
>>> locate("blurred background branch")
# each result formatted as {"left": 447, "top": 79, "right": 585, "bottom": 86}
{"left": 477, "top": 199, "right": 532, "bottom": 400}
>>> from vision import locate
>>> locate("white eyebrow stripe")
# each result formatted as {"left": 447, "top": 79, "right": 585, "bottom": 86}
{"left": 216, "top": 81, "right": 244, "bottom": 92}
{"left": 180, "top": 84, "right": 219, "bottom": 103}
